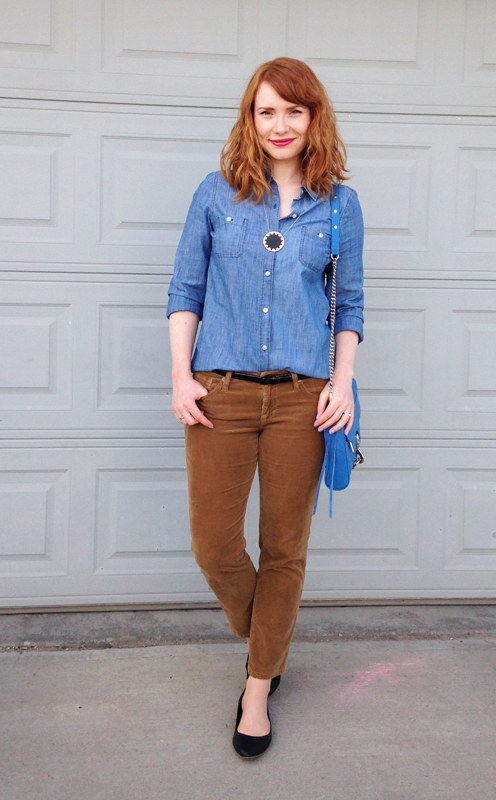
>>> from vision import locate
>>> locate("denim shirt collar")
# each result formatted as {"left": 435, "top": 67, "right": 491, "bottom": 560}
{"left": 268, "top": 174, "right": 319, "bottom": 203}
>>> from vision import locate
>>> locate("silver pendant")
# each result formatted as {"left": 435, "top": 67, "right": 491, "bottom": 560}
{"left": 263, "top": 231, "right": 285, "bottom": 252}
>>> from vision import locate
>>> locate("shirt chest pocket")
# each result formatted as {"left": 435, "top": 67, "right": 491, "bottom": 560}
{"left": 211, "top": 217, "right": 248, "bottom": 258}
{"left": 299, "top": 226, "right": 332, "bottom": 273}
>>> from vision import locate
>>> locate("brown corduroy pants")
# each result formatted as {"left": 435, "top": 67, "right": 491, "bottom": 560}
{"left": 184, "top": 370, "right": 327, "bottom": 680}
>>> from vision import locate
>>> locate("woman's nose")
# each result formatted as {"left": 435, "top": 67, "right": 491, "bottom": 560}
{"left": 273, "top": 114, "right": 290, "bottom": 133}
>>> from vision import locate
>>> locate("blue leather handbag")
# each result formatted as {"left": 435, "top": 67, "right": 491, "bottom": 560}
{"left": 312, "top": 186, "right": 364, "bottom": 518}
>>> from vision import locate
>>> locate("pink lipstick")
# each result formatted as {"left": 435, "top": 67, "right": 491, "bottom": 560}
{"left": 269, "top": 139, "right": 295, "bottom": 147}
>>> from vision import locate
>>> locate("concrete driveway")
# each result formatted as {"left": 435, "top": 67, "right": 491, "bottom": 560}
{"left": 1, "top": 636, "right": 495, "bottom": 800}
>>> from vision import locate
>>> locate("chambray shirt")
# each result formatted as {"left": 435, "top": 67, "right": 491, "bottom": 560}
{"left": 167, "top": 171, "right": 364, "bottom": 378}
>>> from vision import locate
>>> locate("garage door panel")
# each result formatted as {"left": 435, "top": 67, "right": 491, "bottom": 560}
{"left": 289, "top": 0, "right": 438, "bottom": 85}
{"left": 454, "top": 146, "right": 496, "bottom": 252}
{"left": 310, "top": 466, "right": 420, "bottom": 571}
{"left": 356, "top": 287, "right": 496, "bottom": 431}
{"left": 0, "top": 302, "right": 72, "bottom": 410}
{"left": 100, "top": 135, "right": 221, "bottom": 247}
{"left": 1, "top": 443, "right": 496, "bottom": 605}
{"left": 447, "top": 309, "right": 496, "bottom": 412}
{"left": 357, "top": 307, "right": 426, "bottom": 412}
{"left": 347, "top": 144, "right": 431, "bottom": 252}
{"left": 0, "top": 467, "right": 70, "bottom": 578}
{"left": 305, "top": 444, "right": 496, "bottom": 598}
{"left": 100, "top": 0, "right": 261, "bottom": 102}
{"left": 0, "top": 445, "right": 205, "bottom": 606}
{"left": 0, "top": 130, "right": 74, "bottom": 244}
{"left": 0, "top": 286, "right": 494, "bottom": 435}
{"left": 444, "top": 468, "right": 496, "bottom": 570}
{"left": 0, "top": 279, "right": 175, "bottom": 432}
{"left": 0, "top": 0, "right": 74, "bottom": 72}
{"left": 97, "top": 303, "right": 171, "bottom": 411}
{"left": 94, "top": 467, "right": 191, "bottom": 575}
{"left": 0, "top": 283, "right": 494, "bottom": 435}
{"left": 0, "top": 107, "right": 231, "bottom": 266}
{"left": 342, "top": 119, "right": 496, "bottom": 265}
{"left": 103, "top": 0, "right": 240, "bottom": 65}
{"left": 3, "top": 0, "right": 494, "bottom": 112}
{"left": 463, "top": 0, "right": 496, "bottom": 88}
{"left": 1, "top": 109, "right": 494, "bottom": 272}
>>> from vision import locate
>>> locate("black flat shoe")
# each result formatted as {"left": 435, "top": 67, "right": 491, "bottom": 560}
{"left": 245, "top": 655, "right": 281, "bottom": 697}
{"left": 232, "top": 690, "right": 272, "bottom": 759}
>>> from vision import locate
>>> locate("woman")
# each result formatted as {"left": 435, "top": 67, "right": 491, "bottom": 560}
{"left": 167, "top": 57, "right": 364, "bottom": 758}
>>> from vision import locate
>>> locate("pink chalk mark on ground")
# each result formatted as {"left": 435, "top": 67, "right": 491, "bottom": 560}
{"left": 335, "top": 659, "right": 422, "bottom": 703}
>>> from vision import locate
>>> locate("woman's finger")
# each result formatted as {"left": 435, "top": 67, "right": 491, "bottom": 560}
{"left": 318, "top": 414, "right": 345, "bottom": 433}
{"left": 328, "top": 411, "right": 353, "bottom": 434}
{"left": 316, "top": 383, "right": 331, "bottom": 418}
{"left": 315, "top": 400, "right": 344, "bottom": 428}
{"left": 318, "top": 405, "right": 354, "bottom": 433}
{"left": 176, "top": 407, "right": 199, "bottom": 426}
{"left": 315, "top": 393, "right": 341, "bottom": 426}
{"left": 173, "top": 382, "right": 214, "bottom": 427}
{"left": 343, "top": 412, "right": 354, "bottom": 436}
{"left": 186, "top": 403, "right": 214, "bottom": 428}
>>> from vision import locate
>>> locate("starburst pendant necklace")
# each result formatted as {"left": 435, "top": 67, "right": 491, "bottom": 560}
{"left": 262, "top": 195, "right": 305, "bottom": 253}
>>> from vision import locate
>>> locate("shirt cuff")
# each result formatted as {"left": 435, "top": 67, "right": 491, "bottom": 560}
{"left": 166, "top": 294, "right": 203, "bottom": 319}
{"left": 334, "top": 315, "right": 364, "bottom": 344}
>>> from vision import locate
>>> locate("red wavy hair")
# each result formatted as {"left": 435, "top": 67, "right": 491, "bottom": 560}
{"left": 220, "top": 57, "right": 348, "bottom": 204}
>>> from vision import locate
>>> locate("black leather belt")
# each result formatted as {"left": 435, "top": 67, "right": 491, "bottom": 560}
{"left": 212, "top": 369, "right": 310, "bottom": 385}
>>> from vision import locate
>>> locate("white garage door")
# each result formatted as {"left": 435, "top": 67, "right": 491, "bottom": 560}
{"left": 0, "top": 0, "right": 495, "bottom": 607}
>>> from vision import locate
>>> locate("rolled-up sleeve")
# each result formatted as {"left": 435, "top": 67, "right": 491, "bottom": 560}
{"left": 166, "top": 173, "right": 214, "bottom": 320}
{"left": 327, "top": 187, "right": 364, "bottom": 343}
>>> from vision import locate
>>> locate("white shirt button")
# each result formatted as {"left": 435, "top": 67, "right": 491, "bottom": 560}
{"left": 226, "top": 216, "right": 232, "bottom": 222}
{"left": 263, "top": 307, "right": 268, "bottom": 313}
{"left": 334, "top": 225, "right": 338, "bottom": 229}
{"left": 333, "top": 209, "right": 338, "bottom": 214}
{"left": 265, "top": 271, "right": 270, "bottom": 276}
{"left": 262, "top": 345, "right": 268, "bottom": 351}
{"left": 318, "top": 232, "right": 324, "bottom": 238}
{"left": 292, "top": 213, "right": 297, "bottom": 218}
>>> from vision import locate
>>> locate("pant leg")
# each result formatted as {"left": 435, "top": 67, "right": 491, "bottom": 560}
{"left": 184, "top": 371, "right": 260, "bottom": 638}
{"left": 247, "top": 376, "right": 328, "bottom": 680}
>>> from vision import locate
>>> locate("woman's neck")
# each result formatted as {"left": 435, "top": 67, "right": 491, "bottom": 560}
{"left": 270, "top": 159, "right": 303, "bottom": 189}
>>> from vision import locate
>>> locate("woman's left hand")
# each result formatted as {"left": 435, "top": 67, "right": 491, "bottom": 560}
{"left": 314, "top": 377, "right": 354, "bottom": 435}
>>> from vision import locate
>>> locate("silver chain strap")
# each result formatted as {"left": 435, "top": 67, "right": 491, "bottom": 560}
{"left": 327, "top": 254, "right": 338, "bottom": 398}
{"left": 328, "top": 251, "right": 364, "bottom": 466}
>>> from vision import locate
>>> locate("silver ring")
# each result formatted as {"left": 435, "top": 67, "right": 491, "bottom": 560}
{"left": 178, "top": 415, "right": 185, "bottom": 421}
{"left": 342, "top": 411, "right": 352, "bottom": 417}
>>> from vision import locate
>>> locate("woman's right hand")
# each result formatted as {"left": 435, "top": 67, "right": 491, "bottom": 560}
{"left": 172, "top": 374, "right": 214, "bottom": 428}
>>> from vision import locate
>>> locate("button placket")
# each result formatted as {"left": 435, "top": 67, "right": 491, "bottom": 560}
{"left": 261, "top": 251, "right": 274, "bottom": 366}
{"left": 261, "top": 291, "right": 271, "bottom": 362}
{"left": 261, "top": 191, "right": 280, "bottom": 368}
